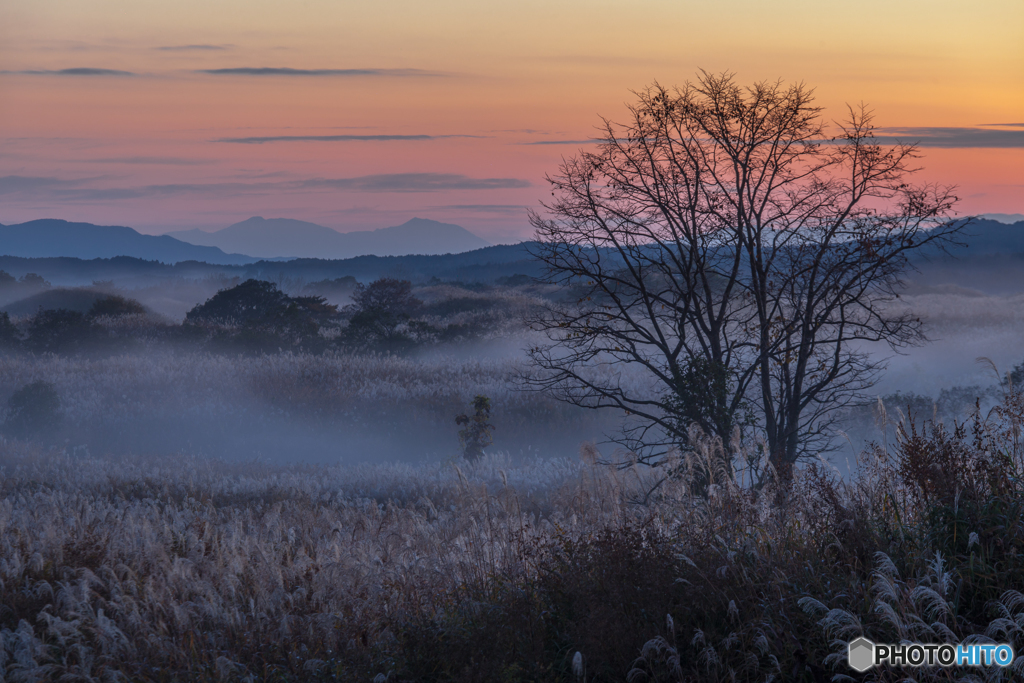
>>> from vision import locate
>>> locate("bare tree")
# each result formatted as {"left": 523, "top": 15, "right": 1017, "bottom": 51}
{"left": 524, "top": 72, "right": 963, "bottom": 484}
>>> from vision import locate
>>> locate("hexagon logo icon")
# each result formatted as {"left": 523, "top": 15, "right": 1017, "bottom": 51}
{"left": 848, "top": 637, "right": 875, "bottom": 672}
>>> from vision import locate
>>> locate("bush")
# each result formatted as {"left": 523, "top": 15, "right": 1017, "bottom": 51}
{"left": 0, "top": 311, "right": 19, "bottom": 349}
{"left": 87, "top": 294, "right": 146, "bottom": 318}
{"left": 3, "top": 380, "right": 60, "bottom": 438}
{"left": 455, "top": 395, "right": 494, "bottom": 461}
{"left": 495, "top": 273, "right": 534, "bottom": 287}
{"left": 19, "top": 273, "right": 50, "bottom": 288}
{"left": 300, "top": 276, "right": 358, "bottom": 301}
{"left": 25, "top": 308, "right": 103, "bottom": 353}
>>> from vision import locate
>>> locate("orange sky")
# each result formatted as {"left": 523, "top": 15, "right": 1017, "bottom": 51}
{"left": 1, "top": 0, "right": 1021, "bottom": 241}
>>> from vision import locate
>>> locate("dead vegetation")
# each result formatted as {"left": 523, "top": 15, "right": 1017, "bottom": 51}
{"left": 2, "top": 388, "right": 1024, "bottom": 681}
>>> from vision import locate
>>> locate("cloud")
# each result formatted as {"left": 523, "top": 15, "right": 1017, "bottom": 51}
{"left": 215, "top": 134, "right": 475, "bottom": 144}
{"left": 0, "top": 175, "right": 84, "bottom": 194}
{"left": 197, "top": 67, "right": 444, "bottom": 77}
{"left": 517, "top": 139, "right": 599, "bottom": 145}
{"left": 978, "top": 123, "right": 1024, "bottom": 128}
{"left": 156, "top": 44, "right": 231, "bottom": 51}
{"left": 300, "top": 173, "right": 530, "bottom": 192}
{"left": 83, "top": 156, "right": 213, "bottom": 166}
{"left": 537, "top": 54, "right": 671, "bottom": 67}
{"left": 6, "top": 68, "right": 135, "bottom": 76}
{"left": 48, "top": 183, "right": 268, "bottom": 202}
{"left": 872, "top": 127, "right": 1024, "bottom": 148}
{"left": 1, "top": 173, "right": 529, "bottom": 202}
{"left": 0, "top": 177, "right": 269, "bottom": 202}
{"left": 507, "top": 127, "right": 1023, "bottom": 149}
{"left": 437, "top": 204, "right": 530, "bottom": 213}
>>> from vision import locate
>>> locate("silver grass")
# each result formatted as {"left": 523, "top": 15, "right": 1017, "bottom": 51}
{"left": 909, "top": 585, "right": 952, "bottom": 620}
{"left": 572, "top": 650, "right": 584, "bottom": 678}
{"left": 3, "top": 409, "right": 1024, "bottom": 682}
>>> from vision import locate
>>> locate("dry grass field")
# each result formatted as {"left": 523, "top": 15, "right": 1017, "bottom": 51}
{"left": 3, "top": 397, "right": 1024, "bottom": 681}
{"left": 0, "top": 350, "right": 621, "bottom": 462}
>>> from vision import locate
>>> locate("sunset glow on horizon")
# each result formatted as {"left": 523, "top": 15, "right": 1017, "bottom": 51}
{"left": 2, "top": 0, "right": 1022, "bottom": 242}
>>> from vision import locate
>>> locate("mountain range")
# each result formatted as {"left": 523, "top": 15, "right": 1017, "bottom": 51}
{"left": 982, "top": 213, "right": 1024, "bottom": 224}
{"left": 0, "top": 219, "right": 256, "bottom": 265}
{"left": 0, "top": 242, "right": 542, "bottom": 290}
{"left": 0, "top": 216, "right": 493, "bottom": 265}
{"left": 166, "top": 217, "right": 491, "bottom": 259}
{"left": 1, "top": 216, "right": 1020, "bottom": 276}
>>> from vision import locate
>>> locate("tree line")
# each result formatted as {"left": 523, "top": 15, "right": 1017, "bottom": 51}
{"left": 0, "top": 277, "right": 507, "bottom": 356}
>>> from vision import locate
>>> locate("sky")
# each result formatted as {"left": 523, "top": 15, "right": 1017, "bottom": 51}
{"left": 1, "top": 0, "right": 1022, "bottom": 243}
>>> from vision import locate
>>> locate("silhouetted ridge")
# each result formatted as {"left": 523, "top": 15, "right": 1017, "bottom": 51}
{"left": 0, "top": 219, "right": 256, "bottom": 265}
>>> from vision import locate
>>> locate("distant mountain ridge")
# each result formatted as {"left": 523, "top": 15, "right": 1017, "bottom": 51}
{"left": 982, "top": 213, "right": 1024, "bottom": 225}
{"left": 0, "top": 242, "right": 542, "bottom": 289}
{"left": 166, "top": 216, "right": 491, "bottom": 259}
{"left": 916, "top": 218, "right": 1024, "bottom": 258}
{"left": 1, "top": 217, "right": 1018, "bottom": 278}
{"left": 0, "top": 219, "right": 256, "bottom": 265}
{"left": 955, "top": 218, "right": 1024, "bottom": 254}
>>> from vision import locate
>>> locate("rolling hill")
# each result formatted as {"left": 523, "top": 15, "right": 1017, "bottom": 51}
{"left": 0, "top": 219, "right": 256, "bottom": 265}
{"left": 166, "top": 216, "right": 491, "bottom": 259}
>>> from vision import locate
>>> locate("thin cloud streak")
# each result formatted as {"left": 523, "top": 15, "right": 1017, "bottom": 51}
{"left": 873, "top": 127, "right": 1024, "bottom": 148}
{"left": 215, "top": 134, "right": 481, "bottom": 144}
{"left": 437, "top": 204, "right": 530, "bottom": 214}
{"left": 0, "top": 173, "right": 530, "bottom": 200}
{"left": 517, "top": 139, "right": 599, "bottom": 145}
{"left": 83, "top": 157, "right": 214, "bottom": 166}
{"left": 4, "top": 68, "right": 135, "bottom": 76}
{"left": 0, "top": 176, "right": 83, "bottom": 194}
{"left": 516, "top": 129, "right": 1024, "bottom": 149}
{"left": 156, "top": 45, "right": 231, "bottom": 51}
{"left": 197, "top": 67, "right": 445, "bottom": 77}
{"left": 300, "top": 173, "right": 529, "bottom": 192}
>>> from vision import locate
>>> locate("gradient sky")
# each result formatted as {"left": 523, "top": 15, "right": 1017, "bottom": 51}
{"left": 1, "top": 0, "right": 1022, "bottom": 243}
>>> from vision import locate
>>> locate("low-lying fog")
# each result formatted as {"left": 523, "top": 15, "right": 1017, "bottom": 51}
{"left": 875, "top": 288, "right": 1024, "bottom": 395}
{"left": 3, "top": 271, "right": 1024, "bottom": 469}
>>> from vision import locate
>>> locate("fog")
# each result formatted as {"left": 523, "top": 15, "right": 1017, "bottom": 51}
{"left": 875, "top": 290, "right": 1024, "bottom": 395}
{"left": 3, "top": 263, "right": 1024, "bottom": 469}
{"left": 0, "top": 275, "right": 618, "bottom": 465}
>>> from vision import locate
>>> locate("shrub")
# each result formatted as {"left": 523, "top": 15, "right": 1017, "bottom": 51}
{"left": 3, "top": 380, "right": 60, "bottom": 437}
{"left": 19, "top": 272, "right": 49, "bottom": 288}
{"left": 455, "top": 394, "right": 494, "bottom": 461}
{"left": 300, "top": 276, "right": 358, "bottom": 301}
{"left": 495, "top": 273, "right": 534, "bottom": 287}
{"left": 25, "top": 308, "right": 102, "bottom": 353}
{"left": 0, "top": 311, "right": 19, "bottom": 348}
{"left": 87, "top": 294, "right": 146, "bottom": 318}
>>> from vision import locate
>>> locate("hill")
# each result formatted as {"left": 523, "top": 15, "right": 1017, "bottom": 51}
{"left": 0, "top": 242, "right": 542, "bottom": 289}
{"left": 0, "top": 288, "right": 110, "bottom": 317}
{"left": 166, "top": 216, "right": 491, "bottom": 259}
{"left": 0, "top": 218, "right": 1020, "bottom": 293}
{"left": 0, "top": 219, "right": 257, "bottom": 265}
{"left": 943, "top": 218, "right": 1024, "bottom": 256}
